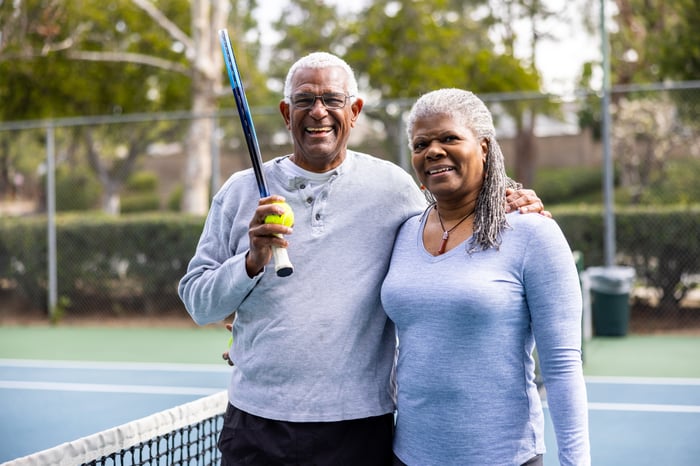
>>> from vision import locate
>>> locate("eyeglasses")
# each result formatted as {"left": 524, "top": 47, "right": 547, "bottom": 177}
{"left": 288, "top": 92, "right": 354, "bottom": 110}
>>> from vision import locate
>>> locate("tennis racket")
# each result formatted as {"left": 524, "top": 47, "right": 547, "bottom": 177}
{"left": 218, "top": 29, "right": 294, "bottom": 277}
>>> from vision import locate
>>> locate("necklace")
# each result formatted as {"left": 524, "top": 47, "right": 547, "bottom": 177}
{"left": 435, "top": 205, "right": 475, "bottom": 254}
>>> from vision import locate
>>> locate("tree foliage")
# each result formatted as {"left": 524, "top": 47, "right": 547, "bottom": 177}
{"left": 265, "top": 0, "right": 546, "bottom": 176}
{"left": 609, "top": 0, "right": 700, "bottom": 84}
{"left": 267, "top": 0, "right": 542, "bottom": 99}
{"left": 577, "top": 0, "right": 700, "bottom": 178}
{"left": 0, "top": 0, "right": 268, "bottom": 215}
{"left": 612, "top": 96, "right": 685, "bottom": 203}
{"left": 575, "top": 0, "right": 699, "bottom": 86}
{"left": 268, "top": 0, "right": 347, "bottom": 84}
{"left": 0, "top": 0, "right": 192, "bottom": 119}
{"left": 1, "top": 0, "right": 567, "bottom": 211}
{"left": 348, "top": 0, "right": 544, "bottom": 183}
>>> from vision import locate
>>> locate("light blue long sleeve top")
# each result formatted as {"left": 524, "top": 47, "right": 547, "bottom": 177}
{"left": 179, "top": 151, "right": 426, "bottom": 422}
{"left": 381, "top": 210, "right": 590, "bottom": 466}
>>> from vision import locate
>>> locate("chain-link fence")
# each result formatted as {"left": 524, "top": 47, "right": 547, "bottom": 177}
{"left": 1, "top": 81, "right": 699, "bottom": 334}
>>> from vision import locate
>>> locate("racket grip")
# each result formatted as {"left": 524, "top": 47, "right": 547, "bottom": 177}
{"left": 272, "top": 244, "right": 294, "bottom": 277}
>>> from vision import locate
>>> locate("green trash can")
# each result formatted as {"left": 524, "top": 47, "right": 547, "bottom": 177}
{"left": 587, "top": 266, "right": 635, "bottom": 337}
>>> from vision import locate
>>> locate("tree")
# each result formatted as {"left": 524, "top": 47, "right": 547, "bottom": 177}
{"left": 604, "top": 0, "right": 700, "bottom": 85}
{"left": 0, "top": 0, "right": 192, "bottom": 118}
{"left": 577, "top": 0, "right": 700, "bottom": 166}
{"left": 577, "top": 0, "right": 700, "bottom": 92}
{"left": 163, "top": 0, "right": 228, "bottom": 214}
{"left": 0, "top": 0, "right": 194, "bottom": 212}
{"left": 267, "top": 0, "right": 547, "bottom": 177}
{"left": 348, "top": 0, "right": 542, "bottom": 177}
{"left": 612, "top": 96, "right": 683, "bottom": 203}
{"left": 0, "top": 0, "right": 265, "bottom": 215}
{"left": 268, "top": 0, "right": 347, "bottom": 81}
{"left": 485, "top": 0, "right": 564, "bottom": 187}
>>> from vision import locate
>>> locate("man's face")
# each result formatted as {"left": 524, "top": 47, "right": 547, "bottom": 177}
{"left": 280, "top": 66, "right": 363, "bottom": 173}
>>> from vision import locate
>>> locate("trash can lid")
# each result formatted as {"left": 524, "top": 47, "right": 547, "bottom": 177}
{"left": 586, "top": 266, "right": 636, "bottom": 293}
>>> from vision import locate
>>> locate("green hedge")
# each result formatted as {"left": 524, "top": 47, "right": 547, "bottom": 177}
{"left": 1, "top": 206, "right": 698, "bottom": 315}
{"left": 532, "top": 167, "right": 604, "bottom": 205}
{"left": 553, "top": 204, "right": 700, "bottom": 310}
{"left": 0, "top": 213, "right": 205, "bottom": 315}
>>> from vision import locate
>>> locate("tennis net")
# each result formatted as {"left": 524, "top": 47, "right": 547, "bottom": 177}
{"left": 5, "top": 390, "right": 228, "bottom": 466}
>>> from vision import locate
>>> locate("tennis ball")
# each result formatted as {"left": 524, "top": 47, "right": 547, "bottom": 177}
{"left": 264, "top": 201, "right": 294, "bottom": 227}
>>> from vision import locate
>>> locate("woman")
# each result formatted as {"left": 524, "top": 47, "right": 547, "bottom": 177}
{"left": 381, "top": 89, "right": 590, "bottom": 466}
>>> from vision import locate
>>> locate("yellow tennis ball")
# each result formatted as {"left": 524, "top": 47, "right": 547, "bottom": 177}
{"left": 264, "top": 201, "right": 294, "bottom": 227}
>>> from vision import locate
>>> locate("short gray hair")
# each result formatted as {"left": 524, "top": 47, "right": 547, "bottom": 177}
{"left": 283, "top": 52, "right": 359, "bottom": 103}
{"left": 407, "top": 88, "right": 516, "bottom": 251}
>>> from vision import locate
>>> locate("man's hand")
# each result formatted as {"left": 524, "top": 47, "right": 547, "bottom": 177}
{"left": 222, "top": 323, "right": 234, "bottom": 366}
{"left": 505, "top": 188, "right": 551, "bottom": 218}
{"left": 245, "top": 195, "right": 294, "bottom": 277}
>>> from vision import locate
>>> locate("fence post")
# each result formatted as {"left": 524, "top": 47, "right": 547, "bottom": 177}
{"left": 46, "top": 123, "right": 58, "bottom": 317}
{"left": 211, "top": 115, "right": 220, "bottom": 198}
{"left": 600, "top": 0, "right": 616, "bottom": 266}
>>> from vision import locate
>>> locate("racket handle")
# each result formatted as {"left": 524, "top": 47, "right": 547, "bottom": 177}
{"left": 272, "top": 244, "right": 294, "bottom": 277}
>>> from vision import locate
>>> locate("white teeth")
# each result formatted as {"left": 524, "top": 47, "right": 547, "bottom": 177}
{"left": 306, "top": 127, "right": 332, "bottom": 132}
{"left": 428, "top": 167, "right": 453, "bottom": 175}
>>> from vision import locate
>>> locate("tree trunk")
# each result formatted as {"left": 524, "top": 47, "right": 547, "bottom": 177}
{"left": 181, "top": 100, "right": 214, "bottom": 214}
{"left": 180, "top": 0, "right": 228, "bottom": 214}
{"left": 102, "top": 181, "right": 121, "bottom": 215}
{"left": 513, "top": 109, "right": 537, "bottom": 189}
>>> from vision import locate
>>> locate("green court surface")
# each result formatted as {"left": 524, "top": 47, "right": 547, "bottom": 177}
{"left": 0, "top": 324, "right": 228, "bottom": 365}
{"left": 0, "top": 325, "right": 699, "bottom": 378}
{"left": 582, "top": 334, "right": 700, "bottom": 378}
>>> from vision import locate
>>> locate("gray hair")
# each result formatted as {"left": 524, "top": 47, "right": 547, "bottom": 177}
{"left": 283, "top": 52, "right": 359, "bottom": 103}
{"left": 407, "top": 88, "right": 518, "bottom": 252}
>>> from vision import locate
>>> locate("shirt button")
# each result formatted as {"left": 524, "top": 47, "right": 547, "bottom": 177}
{"left": 306, "top": 197, "right": 313, "bottom": 204}
{"left": 315, "top": 213, "right": 321, "bottom": 220}
{"left": 300, "top": 184, "right": 306, "bottom": 189}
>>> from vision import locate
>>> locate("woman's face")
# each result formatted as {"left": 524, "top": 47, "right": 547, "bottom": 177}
{"left": 410, "top": 113, "right": 488, "bottom": 204}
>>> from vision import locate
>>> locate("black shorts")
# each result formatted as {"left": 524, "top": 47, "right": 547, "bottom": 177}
{"left": 218, "top": 403, "right": 394, "bottom": 466}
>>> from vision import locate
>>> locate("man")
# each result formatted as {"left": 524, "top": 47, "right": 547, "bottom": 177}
{"left": 179, "top": 52, "right": 545, "bottom": 465}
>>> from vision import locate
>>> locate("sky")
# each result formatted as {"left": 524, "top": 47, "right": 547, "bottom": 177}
{"left": 252, "top": 0, "right": 603, "bottom": 96}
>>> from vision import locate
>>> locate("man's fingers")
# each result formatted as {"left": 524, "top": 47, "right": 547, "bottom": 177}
{"left": 222, "top": 351, "right": 234, "bottom": 366}
{"left": 223, "top": 323, "right": 235, "bottom": 366}
{"left": 505, "top": 189, "right": 545, "bottom": 214}
{"left": 519, "top": 200, "right": 544, "bottom": 213}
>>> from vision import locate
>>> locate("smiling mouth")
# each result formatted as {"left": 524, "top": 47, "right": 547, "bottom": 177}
{"left": 427, "top": 167, "right": 454, "bottom": 175}
{"left": 305, "top": 126, "right": 333, "bottom": 134}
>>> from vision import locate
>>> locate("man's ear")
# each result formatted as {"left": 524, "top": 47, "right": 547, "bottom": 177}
{"left": 280, "top": 100, "right": 291, "bottom": 129}
{"left": 349, "top": 97, "right": 364, "bottom": 127}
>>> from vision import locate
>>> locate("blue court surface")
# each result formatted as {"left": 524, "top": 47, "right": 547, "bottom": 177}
{"left": 1, "top": 359, "right": 699, "bottom": 465}
{"left": 543, "top": 375, "right": 700, "bottom": 465}
{"left": 0, "top": 359, "right": 231, "bottom": 464}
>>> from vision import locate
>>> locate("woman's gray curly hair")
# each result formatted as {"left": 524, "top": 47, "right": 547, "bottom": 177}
{"left": 406, "top": 88, "right": 521, "bottom": 252}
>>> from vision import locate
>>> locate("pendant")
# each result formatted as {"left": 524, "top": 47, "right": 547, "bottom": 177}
{"left": 438, "top": 231, "right": 449, "bottom": 255}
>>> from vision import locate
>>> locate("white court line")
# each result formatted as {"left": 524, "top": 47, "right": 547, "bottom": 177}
{"left": 587, "top": 402, "right": 700, "bottom": 413}
{"left": 0, "top": 380, "right": 220, "bottom": 396}
{"left": 585, "top": 375, "right": 700, "bottom": 386}
{"left": 542, "top": 400, "right": 700, "bottom": 414}
{"left": 0, "top": 358, "right": 230, "bottom": 373}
